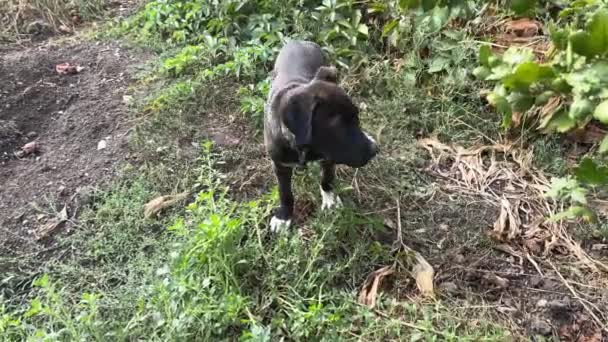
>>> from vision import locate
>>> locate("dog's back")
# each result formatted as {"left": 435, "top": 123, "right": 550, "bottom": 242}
{"left": 271, "top": 40, "right": 325, "bottom": 93}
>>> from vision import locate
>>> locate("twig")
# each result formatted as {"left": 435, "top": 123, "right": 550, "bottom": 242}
{"left": 525, "top": 253, "right": 543, "bottom": 277}
{"left": 548, "top": 261, "right": 608, "bottom": 333}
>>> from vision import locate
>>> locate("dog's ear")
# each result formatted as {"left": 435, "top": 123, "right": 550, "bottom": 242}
{"left": 314, "top": 66, "right": 338, "bottom": 83}
{"left": 282, "top": 91, "right": 316, "bottom": 148}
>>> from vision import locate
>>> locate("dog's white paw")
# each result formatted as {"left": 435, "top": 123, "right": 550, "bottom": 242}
{"left": 270, "top": 216, "right": 291, "bottom": 232}
{"left": 321, "top": 187, "right": 342, "bottom": 211}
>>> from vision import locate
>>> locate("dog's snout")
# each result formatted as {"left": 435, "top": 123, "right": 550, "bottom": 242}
{"left": 364, "top": 132, "right": 378, "bottom": 156}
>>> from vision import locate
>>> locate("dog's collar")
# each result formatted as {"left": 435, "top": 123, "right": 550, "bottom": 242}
{"left": 296, "top": 148, "right": 308, "bottom": 171}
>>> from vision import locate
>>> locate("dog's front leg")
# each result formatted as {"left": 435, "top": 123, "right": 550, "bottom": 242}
{"left": 270, "top": 163, "right": 294, "bottom": 232}
{"left": 320, "top": 160, "right": 342, "bottom": 210}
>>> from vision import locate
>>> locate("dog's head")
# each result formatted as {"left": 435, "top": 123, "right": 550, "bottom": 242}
{"left": 279, "top": 66, "right": 378, "bottom": 168}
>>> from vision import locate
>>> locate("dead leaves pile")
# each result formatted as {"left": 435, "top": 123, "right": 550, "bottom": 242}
{"left": 417, "top": 137, "right": 608, "bottom": 274}
{"left": 478, "top": 15, "right": 550, "bottom": 58}
{"left": 358, "top": 200, "right": 435, "bottom": 309}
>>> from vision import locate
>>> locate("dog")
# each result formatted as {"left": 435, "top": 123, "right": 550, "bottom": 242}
{"left": 264, "top": 40, "right": 378, "bottom": 232}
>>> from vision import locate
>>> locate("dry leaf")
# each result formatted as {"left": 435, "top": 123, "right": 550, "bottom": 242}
{"left": 504, "top": 18, "right": 541, "bottom": 38}
{"left": 490, "top": 199, "right": 521, "bottom": 242}
{"left": 144, "top": 192, "right": 189, "bottom": 219}
{"left": 567, "top": 123, "right": 607, "bottom": 145}
{"left": 358, "top": 266, "right": 394, "bottom": 308}
{"left": 412, "top": 254, "right": 434, "bottom": 296}
{"left": 35, "top": 206, "right": 68, "bottom": 240}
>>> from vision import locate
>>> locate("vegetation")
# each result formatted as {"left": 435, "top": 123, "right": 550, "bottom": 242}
{"left": 475, "top": 0, "right": 608, "bottom": 221}
{"left": 2, "top": 0, "right": 608, "bottom": 340}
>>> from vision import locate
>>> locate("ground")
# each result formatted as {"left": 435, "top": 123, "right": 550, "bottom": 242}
{"left": 1, "top": 2, "right": 608, "bottom": 341}
{"left": 0, "top": 39, "right": 144, "bottom": 256}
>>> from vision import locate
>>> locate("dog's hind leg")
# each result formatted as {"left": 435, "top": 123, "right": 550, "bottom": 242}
{"left": 270, "top": 163, "right": 294, "bottom": 232}
{"left": 320, "top": 160, "right": 342, "bottom": 211}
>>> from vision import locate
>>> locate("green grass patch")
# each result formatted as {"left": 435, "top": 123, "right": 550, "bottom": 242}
{"left": 1, "top": 143, "right": 512, "bottom": 341}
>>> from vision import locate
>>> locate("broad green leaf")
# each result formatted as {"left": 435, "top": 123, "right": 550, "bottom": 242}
{"left": 587, "top": 9, "right": 608, "bottom": 55}
{"left": 503, "top": 62, "right": 554, "bottom": 90}
{"left": 594, "top": 100, "right": 608, "bottom": 124}
{"left": 427, "top": 5, "right": 449, "bottom": 32}
{"left": 569, "top": 98, "right": 594, "bottom": 120}
{"left": 382, "top": 20, "right": 398, "bottom": 37}
{"left": 510, "top": 0, "right": 537, "bottom": 15}
{"left": 428, "top": 57, "right": 450, "bottom": 73}
{"left": 570, "top": 10, "right": 608, "bottom": 58}
{"left": 570, "top": 187, "right": 588, "bottom": 204}
{"left": 488, "top": 55, "right": 502, "bottom": 68}
{"left": 570, "top": 30, "right": 602, "bottom": 58}
{"left": 551, "top": 206, "right": 596, "bottom": 222}
{"left": 367, "top": 3, "right": 387, "bottom": 14}
{"left": 502, "top": 47, "right": 535, "bottom": 66}
{"left": 564, "top": 62, "right": 608, "bottom": 95}
{"left": 549, "top": 24, "right": 569, "bottom": 51}
{"left": 358, "top": 24, "right": 369, "bottom": 36}
{"left": 507, "top": 92, "right": 534, "bottom": 112}
{"left": 486, "top": 64, "right": 511, "bottom": 80}
{"left": 488, "top": 93, "right": 513, "bottom": 128}
{"left": 599, "top": 135, "right": 608, "bottom": 153}
{"left": 422, "top": 0, "right": 438, "bottom": 11}
{"left": 574, "top": 157, "right": 608, "bottom": 185}
{"left": 551, "top": 77, "right": 572, "bottom": 93}
{"left": 399, "top": 0, "right": 420, "bottom": 10}
{"left": 479, "top": 45, "right": 491, "bottom": 67}
{"left": 473, "top": 66, "right": 491, "bottom": 80}
{"left": 534, "top": 90, "right": 554, "bottom": 106}
{"left": 546, "top": 109, "right": 576, "bottom": 132}
{"left": 546, "top": 177, "right": 578, "bottom": 199}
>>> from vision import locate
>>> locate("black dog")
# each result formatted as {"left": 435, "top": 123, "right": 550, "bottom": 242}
{"left": 264, "top": 40, "right": 378, "bottom": 231}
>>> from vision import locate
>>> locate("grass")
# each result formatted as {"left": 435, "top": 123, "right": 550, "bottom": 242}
{"left": 4, "top": 0, "right": 607, "bottom": 341}
{"left": 0, "top": 0, "right": 107, "bottom": 42}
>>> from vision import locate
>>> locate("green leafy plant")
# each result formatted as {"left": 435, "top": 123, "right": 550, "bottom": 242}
{"left": 238, "top": 78, "right": 270, "bottom": 129}
{"left": 476, "top": 1, "right": 608, "bottom": 220}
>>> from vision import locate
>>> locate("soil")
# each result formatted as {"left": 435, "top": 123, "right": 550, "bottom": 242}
{"left": 0, "top": 38, "right": 148, "bottom": 257}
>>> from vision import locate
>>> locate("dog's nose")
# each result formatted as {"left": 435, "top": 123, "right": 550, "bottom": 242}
{"left": 370, "top": 141, "right": 379, "bottom": 156}
{"left": 364, "top": 132, "right": 378, "bottom": 156}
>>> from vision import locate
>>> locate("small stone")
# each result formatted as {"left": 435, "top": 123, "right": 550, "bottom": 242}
{"left": 97, "top": 140, "right": 107, "bottom": 150}
{"left": 58, "top": 185, "right": 67, "bottom": 196}
{"left": 22, "top": 141, "right": 39, "bottom": 154}
{"left": 536, "top": 299, "right": 548, "bottom": 308}
{"left": 529, "top": 276, "right": 544, "bottom": 288}
{"left": 26, "top": 131, "right": 37, "bottom": 138}
{"left": 454, "top": 254, "right": 465, "bottom": 264}
{"left": 530, "top": 318, "right": 552, "bottom": 336}
{"left": 547, "top": 298, "right": 570, "bottom": 311}
{"left": 439, "top": 281, "right": 458, "bottom": 294}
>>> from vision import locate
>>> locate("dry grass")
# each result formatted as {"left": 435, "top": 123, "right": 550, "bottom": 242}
{"left": 0, "top": 0, "right": 105, "bottom": 41}
{"left": 418, "top": 136, "right": 608, "bottom": 333}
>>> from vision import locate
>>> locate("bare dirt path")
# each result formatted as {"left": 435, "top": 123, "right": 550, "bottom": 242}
{"left": 0, "top": 38, "right": 148, "bottom": 258}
